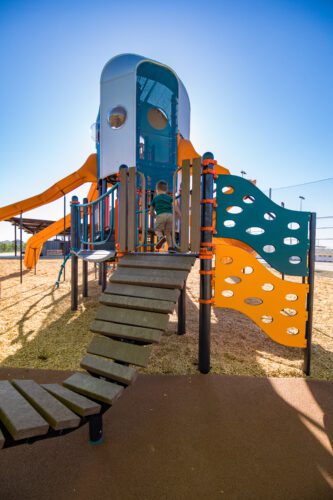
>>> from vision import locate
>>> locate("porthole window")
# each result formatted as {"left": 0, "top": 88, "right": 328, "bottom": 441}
{"left": 147, "top": 107, "right": 168, "bottom": 130}
{"left": 108, "top": 106, "right": 127, "bottom": 129}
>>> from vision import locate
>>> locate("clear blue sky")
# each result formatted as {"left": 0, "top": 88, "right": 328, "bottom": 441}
{"left": 0, "top": 0, "right": 332, "bottom": 241}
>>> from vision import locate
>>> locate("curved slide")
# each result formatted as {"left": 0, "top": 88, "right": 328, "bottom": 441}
{"left": 24, "top": 183, "right": 98, "bottom": 269}
{"left": 0, "top": 154, "right": 97, "bottom": 222}
{"left": 0, "top": 154, "right": 97, "bottom": 269}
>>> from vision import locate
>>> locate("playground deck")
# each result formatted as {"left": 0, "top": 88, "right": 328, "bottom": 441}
{"left": 0, "top": 258, "right": 332, "bottom": 380}
{"left": 0, "top": 367, "right": 332, "bottom": 499}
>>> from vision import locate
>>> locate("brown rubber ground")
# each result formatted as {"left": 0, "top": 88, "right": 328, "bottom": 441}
{"left": 0, "top": 368, "right": 332, "bottom": 499}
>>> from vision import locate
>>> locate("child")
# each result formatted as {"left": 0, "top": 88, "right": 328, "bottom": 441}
{"left": 150, "top": 180, "right": 180, "bottom": 251}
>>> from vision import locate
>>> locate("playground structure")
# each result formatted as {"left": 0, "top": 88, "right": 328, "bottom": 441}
{"left": 0, "top": 54, "right": 316, "bottom": 450}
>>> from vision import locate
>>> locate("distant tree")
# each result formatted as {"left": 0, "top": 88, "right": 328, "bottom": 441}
{"left": 0, "top": 241, "right": 26, "bottom": 253}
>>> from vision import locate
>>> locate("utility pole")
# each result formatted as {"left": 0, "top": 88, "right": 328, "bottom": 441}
{"left": 299, "top": 195, "right": 305, "bottom": 211}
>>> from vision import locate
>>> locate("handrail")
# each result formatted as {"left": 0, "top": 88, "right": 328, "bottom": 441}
{"left": 75, "top": 183, "right": 119, "bottom": 247}
{"left": 136, "top": 171, "right": 146, "bottom": 247}
{"left": 76, "top": 183, "right": 119, "bottom": 208}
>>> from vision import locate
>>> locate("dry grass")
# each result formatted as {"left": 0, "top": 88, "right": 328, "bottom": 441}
{"left": 0, "top": 258, "right": 332, "bottom": 379}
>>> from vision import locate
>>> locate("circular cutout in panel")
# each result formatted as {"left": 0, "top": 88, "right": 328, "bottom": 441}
{"left": 263, "top": 245, "right": 276, "bottom": 253}
{"left": 147, "top": 107, "right": 168, "bottom": 130}
{"left": 261, "top": 315, "right": 273, "bottom": 324}
{"left": 108, "top": 106, "right": 127, "bottom": 129}
{"left": 222, "top": 186, "right": 234, "bottom": 194}
{"left": 220, "top": 256, "right": 233, "bottom": 265}
{"left": 289, "top": 256, "right": 301, "bottom": 264}
{"left": 224, "top": 276, "right": 241, "bottom": 285}
{"left": 243, "top": 195, "right": 255, "bottom": 204}
{"left": 246, "top": 227, "right": 265, "bottom": 235}
{"left": 280, "top": 308, "right": 297, "bottom": 317}
{"left": 287, "top": 327, "right": 299, "bottom": 335}
{"left": 285, "top": 293, "right": 298, "bottom": 302}
{"left": 242, "top": 266, "right": 254, "bottom": 274}
{"left": 262, "top": 283, "right": 274, "bottom": 291}
{"left": 224, "top": 220, "right": 236, "bottom": 228}
{"left": 244, "top": 297, "right": 263, "bottom": 306}
{"left": 222, "top": 290, "right": 234, "bottom": 298}
{"left": 288, "top": 222, "right": 300, "bottom": 230}
{"left": 284, "top": 237, "right": 299, "bottom": 246}
{"left": 264, "top": 212, "right": 276, "bottom": 221}
{"left": 226, "top": 206, "right": 243, "bottom": 214}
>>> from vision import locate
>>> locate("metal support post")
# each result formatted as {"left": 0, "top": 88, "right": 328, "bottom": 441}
{"left": 14, "top": 225, "right": 17, "bottom": 256}
{"left": 177, "top": 279, "right": 186, "bottom": 335}
{"left": 82, "top": 197, "right": 88, "bottom": 297}
{"left": 98, "top": 264, "right": 102, "bottom": 285}
{"left": 101, "top": 262, "right": 107, "bottom": 292}
{"left": 63, "top": 195, "right": 66, "bottom": 281}
{"left": 20, "top": 212, "right": 23, "bottom": 284}
{"left": 89, "top": 413, "right": 103, "bottom": 444}
{"left": 71, "top": 196, "right": 80, "bottom": 311}
{"left": 199, "top": 152, "right": 214, "bottom": 374}
{"left": 304, "top": 212, "right": 316, "bottom": 376}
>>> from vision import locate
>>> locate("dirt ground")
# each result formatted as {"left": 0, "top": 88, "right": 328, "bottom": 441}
{"left": 0, "top": 258, "right": 332, "bottom": 379}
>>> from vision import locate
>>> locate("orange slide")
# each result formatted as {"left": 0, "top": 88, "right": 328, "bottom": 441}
{"left": 0, "top": 154, "right": 97, "bottom": 222}
{"left": 24, "top": 183, "right": 98, "bottom": 269}
{"left": 0, "top": 154, "right": 97, "bottom": 269}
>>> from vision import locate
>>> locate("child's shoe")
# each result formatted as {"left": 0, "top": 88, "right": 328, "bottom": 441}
{"left": 155, "top": 236, "right": 167, "bottom": 249}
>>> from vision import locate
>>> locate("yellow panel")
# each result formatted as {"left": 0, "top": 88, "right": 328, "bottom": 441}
{"left": 214, "top": 243, "right": 309, "bottom": 348}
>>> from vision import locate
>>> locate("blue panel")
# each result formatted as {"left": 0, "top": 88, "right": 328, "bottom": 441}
{"left": 136, "top": 62, "right": 178, "bottom": 191}
{"left": 215, "top": 175, "right": 311, "bottom": 276}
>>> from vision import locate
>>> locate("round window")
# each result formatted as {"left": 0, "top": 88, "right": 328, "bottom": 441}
{"left": 108, "top": 106, "right": 127, "bottom": 129}
{"left": 147, "top": 107, "right": 168, "bottom": 130}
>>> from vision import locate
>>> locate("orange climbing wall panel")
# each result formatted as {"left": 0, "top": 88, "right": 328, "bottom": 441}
{"left": 214, "top": 243, "right": 309, "bottom": 348}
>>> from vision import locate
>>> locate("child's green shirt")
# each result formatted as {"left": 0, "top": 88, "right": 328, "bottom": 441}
{"left": 151, "top": 193, "right": 173, "bottom": 216}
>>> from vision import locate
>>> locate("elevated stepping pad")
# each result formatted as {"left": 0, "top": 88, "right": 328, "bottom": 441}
{"left": 100, "top": 293, "right": 175, "bottom": 314}
{"left": 12, "top": 380, "right": 80, "bottom": 431}
{"left": 63, "top": 373, "right": 124, "bottom": 406}
{"left": 119, "top": 256, "right": 193, "bottom": 271}
{"left": 114, "top": 267, "right": 188, "bottom": 280}
{"left": 73, "top": 249, "right": 115, "bottom": 262}
{"left": 90, "top": 320, "right": 162, "bottom": 344}
{"left": 81, "top": 354, "right": 137, "bottom": 385}
{"left": 0, "top": 381, "right": 49, "bottom": 440}
{"left": 96, "top": 305, "right": 169, "bottom": 331}
{"left": 88, "top": 335, "right": 151, "bottom": 367}
{"left": 104, "top": 283, "right": 180, "bottom": 303}
{"left": 111, "top": 272, "right": 184, "bottom": 289}
{"left": 42, "top": 384, "right": 101, "bottom": 417}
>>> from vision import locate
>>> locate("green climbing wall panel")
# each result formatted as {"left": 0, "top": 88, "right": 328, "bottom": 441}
{"left": 215, "top": 175, "right": 311, "bottom": 276}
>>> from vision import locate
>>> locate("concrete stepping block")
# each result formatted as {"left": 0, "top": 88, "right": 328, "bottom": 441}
{"left": 114, "top": 267, "right": 188, "bottom": 280}
{"left": 104, "top": 283, "right": 180, "bottom": 303}
{"left": 100, "top": 293, "right": 175, "bottom": 314}
{"left": 12, "top": 380, "right": 81, "bottom": 431}
{"left": 42, "top": 384, "right": 101, "bottom": 417}
{"left": 125, "top": 254, "right": 196, "bottom": 265}
{"left": 119, "top": 256, "right": 193, "bottom": 271}
{"left": 0, "top": 381, "right": 49, "bottom": 441}
{"left": 90, "top": 319, "right": 162, "bottom": 344}
{"left": 96, "top": 305, "right": 169, "bottom": 331}
{"left": 63, "top": 373, "right": 124, "bottom": 406}
{"left": 111, "top": 272, "right": 184, "bottom": 289}
{"left": 88, "top": 335, "right": 151, "bottom": 367}
{"left": 81, "top": 354, "right": 137, "bottom": 385}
